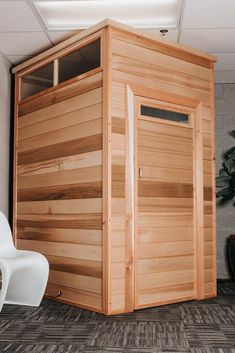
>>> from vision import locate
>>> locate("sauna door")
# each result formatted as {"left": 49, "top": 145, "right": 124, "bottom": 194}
{"left": 135, "top": 96, "right": 197, "bottom": 309}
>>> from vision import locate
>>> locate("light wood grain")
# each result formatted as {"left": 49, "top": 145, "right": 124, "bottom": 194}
{"left": 137, "top": 241, "right": 194, "bottom": 259}
{"left": 49, "top": 270, "right": 102, "bottom": 293}
{"left": 17, "top": 227, "right": 102, "bottom": 245}
{"left": 18, "top": 181, "right": 102, "bottom": 201}
{"left": 19, "top": 69, "right": 102, "bottom": 116}
{"left": 112, "top": 38, "right": 211, "bottom": 81}
{"left": 18, "top": 118, "right": 102, "bottom": 153}
{"left": 19, "top": 86, "right": 102, "bottom": 125}
{"left": 138, "top": 269, "right": 194, "bottom": 290}
{"left": 19, "top": 102, "right": 102, "bottom": 141}
{"left": 18, "top": 134, "right": 102, "bottom": 165}
{"left": 137, "top": 255, "right": 194, "bottom": 274}
{"left": 18, "top": 166, "right": 102, "bottom": 189}
{"left": 46, "top": 255, "right": 102, "bottom": 278}
{"left": 18, "top": 150, "right": 102, "bottom": 176}
{"left": 46, "top": 282, "right": 102, "bottom": 310}
{"left": 17, "top": 213, "right": 102, "bottom": 230}
{"left": 18, "top": 239, "right": 102, "bottom": 261}
{"left": 137, "top": 283, "right": 194, "bottom": 307}
{"left": 18, "top": 198, "right": 102, "bottom": 215}
{"left": 139, "top": 197, "right": 194, "bottom": 212}
{"left": 138, "top": 227, "right": 193, "bottom": 243}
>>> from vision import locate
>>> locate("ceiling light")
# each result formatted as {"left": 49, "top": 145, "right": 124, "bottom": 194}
{"left": 34, "top": 0, "right": 182, "bottom": 30}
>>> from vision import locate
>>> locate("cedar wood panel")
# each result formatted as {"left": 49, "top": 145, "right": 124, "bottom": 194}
{"left": 109, "top": 27, "right": 216, "bottom": 314}
{"left": 15, "top": 69, "right": 104, "bottom": 312}
{"left": 13, "top": 22, "right": 216, "bottom": 315}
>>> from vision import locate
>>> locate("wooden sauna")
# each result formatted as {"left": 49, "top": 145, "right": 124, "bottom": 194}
{"left": 12, "top": 19, "right": 217, "bottom": 315}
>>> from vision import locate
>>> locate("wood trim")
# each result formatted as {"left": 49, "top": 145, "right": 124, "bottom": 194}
{"left": 210, "top": 63, "right": 217, "bottom": 296}
{"left": 102, "top": 26, "right": 112, "bottom": 314}
{"left": 53, "top": 59, "right": 59, "bottom": 86}
{"left": 124, "top": 86, "right": 135, "bottom": 312}
{"left": 12, "top": 19, "right": 216, "bottom": 75}
{"left": 13, "top": 75, "right": 20, "bottom": 245}
{"left": 134, "top": 97, "right": 139, "bottom": 309}
{"left": 193, "top": 102, "right": 205, "bottom": 299}
{"left": 126, "top": 83, "right": 200, "bottom": 109}
{"left": 52, "top": 297, "right": 104, "bottom": 314}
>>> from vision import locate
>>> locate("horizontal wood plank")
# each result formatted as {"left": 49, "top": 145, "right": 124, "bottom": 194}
{"left": 19, "top": 102, "right": 102, "bottom": 141}
{"left": 137, "top": 241, "right": 194, "bottom": 259}
{"left": 19, "top": 118, "right": 102, "bottom": 153}
{"left": 18, "top": 134, "right": 102, "bottom": 165}
{"left": 18, "top": 239, "right": 102, "bottom": 261}
{"left": 46, "top": 255, "right": 102, "bottom": 278}
{"left": 18, "top": 182, "right": 102, "bottom": 201}
{"left": 19, "top": 84, "right": 102, "bottom": 120}
{"left": 18, "top": 166, "right": 102, "bottom": 189}
{"left": 46, "top": 282, "right": 102, "bottom": 310}
{"left": 138, "top": 181, "right": 193, "bottom": 198}
{"left": 17, "top": 213, "right": 102, "bottom": 230}
{"left": 17, "top": 227, "right": 102, "bottom": 245}
{"left": 18, "top": 198, "right": 102, "bottom": 215}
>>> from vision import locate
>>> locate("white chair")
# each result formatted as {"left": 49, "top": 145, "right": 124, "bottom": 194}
{"left": 0, "top": 211, "right": 49, "bottom": 312}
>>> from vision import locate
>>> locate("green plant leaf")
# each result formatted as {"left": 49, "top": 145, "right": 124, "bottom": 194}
{"left": 224, "top": 159, "right": 235, "bottom": 174}
{"left": 216, "top": 175, "right": 230, "bottom": 187}
{"left": 226, "top": 146, "right": 235, "bottom": 159}
{"left": 216, "top": 186, "right": 234, "bottom": 199}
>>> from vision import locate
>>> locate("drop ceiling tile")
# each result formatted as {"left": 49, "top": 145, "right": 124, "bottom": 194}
{"left": 182, "top": 0, "right": 235, "bottom": 28}
{"left": 47, "top": 30, "right": 81, "bottom": 44}
{"left": 0, "top": 32, "right": 52, "bottom": 56}
{"left": 0, "top": 1, "right": 42, "bottom": 32}
{"left": 214, "top": 70, "right": 235, "bottom": 83}
{"left": 145, "top": 28, "right": 179, "bottom": 42}
{"left": 7, "top": 55, "right": 33, "bottom": 65}
{"left": 180, "top": 29, "right": 235, "bottom": 52}
{"left": 212, "top": 53, "right": 235, "bottom": 71}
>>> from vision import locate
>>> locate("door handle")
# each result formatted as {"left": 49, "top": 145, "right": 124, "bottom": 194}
{"left": 138, "top": 168, "right": 143, "bottom": 180}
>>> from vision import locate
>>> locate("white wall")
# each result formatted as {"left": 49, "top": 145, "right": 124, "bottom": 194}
{"left": 0, "top": 51, "right": 11, "bottom": 217}
{"left": 215, "top": 83, "right": 235, "bottom": 279}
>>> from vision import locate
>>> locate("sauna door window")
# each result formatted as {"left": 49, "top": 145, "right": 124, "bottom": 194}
{"left": 141, "top": 105, "right": 189, "bottom": 124}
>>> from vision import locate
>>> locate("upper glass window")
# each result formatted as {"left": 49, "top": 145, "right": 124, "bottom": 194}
{"left": 21, "top": 63, "right": 53, "bottom": 100}
{"left": 58, "top": 38, "right": 100, "bottom": 83}
{"left": 141, "top": 105, "right": 189, "bottom": 124}
{"left": 20, "top": 38, "right": 101, "bottom": 101}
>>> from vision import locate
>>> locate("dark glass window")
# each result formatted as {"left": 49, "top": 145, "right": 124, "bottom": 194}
{"left": 58, "top": 38, "right": 100, "bottom": 83}
{"left": 141, "top": 105, "right": 189, "bottom": 123}
{"left": 21, "top": 63, "right": 54, "bottom": 100}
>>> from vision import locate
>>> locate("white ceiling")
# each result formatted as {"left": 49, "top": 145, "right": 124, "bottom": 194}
{"left": 0, "top": 0, "right": 235, "bottom": 83}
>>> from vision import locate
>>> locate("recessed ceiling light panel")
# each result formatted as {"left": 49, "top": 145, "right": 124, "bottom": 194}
{"left": 34, "top": 0, "right": 182, "bottom": 30}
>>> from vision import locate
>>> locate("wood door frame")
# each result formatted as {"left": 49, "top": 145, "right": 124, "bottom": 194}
{"left": 125, "top": 84, "right": 204, "bottom": 311}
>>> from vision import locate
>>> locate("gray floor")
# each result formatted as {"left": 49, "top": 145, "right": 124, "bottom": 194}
{"left": 0, "top": 281, "right": 234, "bottom": 353}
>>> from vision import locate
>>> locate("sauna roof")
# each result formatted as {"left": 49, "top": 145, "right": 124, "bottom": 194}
{"left": 12, "top": 18, "right": 216, "bottom": 74}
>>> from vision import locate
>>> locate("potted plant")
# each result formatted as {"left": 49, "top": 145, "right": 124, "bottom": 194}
{"left": 216, "top": 129, "right": 235, "bottom": 280}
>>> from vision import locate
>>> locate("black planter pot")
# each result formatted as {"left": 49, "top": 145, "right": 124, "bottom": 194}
{"left": 228, "top": 235, "right": 235, "bottom": 280}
